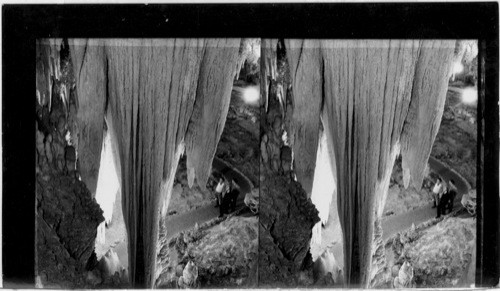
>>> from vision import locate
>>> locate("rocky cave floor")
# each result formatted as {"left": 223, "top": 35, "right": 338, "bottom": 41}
{"left": 155, "top": 213, "right": 258, "bottom": 288}
{"left": 155, "top": 79, "right": 260, "bottom": 288}
{"left": 380, "top": 212, "right": 476, "bottom": 288}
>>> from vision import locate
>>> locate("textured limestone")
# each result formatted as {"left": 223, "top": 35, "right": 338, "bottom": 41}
{"left": 259, "top": 41, "right": 320, "bottom": 287}
{"left": 400, "top": 41, "right": 456, "bottom": 190}
{"left": 36, "top": 39, "right": 63, "bottom": 109}
{"left": 284, "top": 39, "right": 323, "bottom": 195}
{"left": 262, "top": 39, "right": 456, "bottom": 287}
{"left": 36, "top": 40, "right": 104, "bottom": 287}
{"left": 185, "top": 38, "right": 242, "bottom": 189}
{"left": 69, "top": 39, "right": 107, "bottom": 196}
{"left": 66, "top": 38, "right": 242, "bottom": 287}
{"left": 260, "top": 38, "right": 279, "bottom": 112}
{"left": 37, "top": 172, "right": 104, "bottom": 270}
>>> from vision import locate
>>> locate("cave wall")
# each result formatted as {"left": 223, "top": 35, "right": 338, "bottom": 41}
{"left": 69, "top": 39, "right": 107, "bottom": 196}
{"left": 262, "top": 39, "right": 456, "bottom": 287}
{"left": 259, "top": 39, "right": 320, "bottom": 287}
{"left": 36, "top": 39, "right": 105, "bottom": 287}
{"left": 67, "top": 38, "right": 241, "bottom": 287}
{"left": 284, "top": 39, "right": 323, "bottom": 195}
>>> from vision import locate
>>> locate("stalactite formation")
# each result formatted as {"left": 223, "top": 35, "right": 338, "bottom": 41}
{"left": 400, "top": 41, "right": 456, "bottom": 190}
{"left": 185, "top": 39, "right": 242, "bottom": 189}
{"left": 261, "top": 39, "right": 456, "bottom": 287}
{"left": 39, "top": 38, "right": 244, "bottom": 287}
{"left": 69, "top": 39, "right": 107, "bottom": 197}
{"left": 284, "top": 39, "right": 323, "bottom": 195}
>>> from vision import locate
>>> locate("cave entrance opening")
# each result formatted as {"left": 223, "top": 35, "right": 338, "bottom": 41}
{"left": 94, "top": 121, "right": 129, "bottom": 276}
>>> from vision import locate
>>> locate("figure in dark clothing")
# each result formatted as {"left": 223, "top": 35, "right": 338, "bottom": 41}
{"left": 436, "top": 182, "right": 448, "bottom": 218}
{"left": 444, "top": 179, "right": 458, "bottom": 213}
{"left": 221, "top": 180, "right": 240, "bottom": 216}
{"left": 436, "top": 179, "right": 458, "bottom": 218}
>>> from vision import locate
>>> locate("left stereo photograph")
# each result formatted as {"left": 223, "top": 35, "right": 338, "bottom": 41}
{"left": 35, "top": 38, "right": 260, "bottom": 289}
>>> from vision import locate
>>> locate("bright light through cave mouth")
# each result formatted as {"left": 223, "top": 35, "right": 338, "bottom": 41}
{"left": 461, "top": 87, "right": 478, "bottom": 104}
{"left": 241, "top": 86, "right": 260, "bottom": 105}
{"left": 452, "top": 61, "right": 464, "bottom": 75}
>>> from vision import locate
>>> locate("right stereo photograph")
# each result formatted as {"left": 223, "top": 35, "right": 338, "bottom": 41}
{"left": 259, "top": 39, "right": 478, "bottom": 289}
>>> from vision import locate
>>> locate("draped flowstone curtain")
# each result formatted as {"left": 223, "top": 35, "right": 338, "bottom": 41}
{"left": 261, "top": 39, "right": 455, "bottom": 287}
{"left": 68, "top": 38, "right": 241, "bottom": 287}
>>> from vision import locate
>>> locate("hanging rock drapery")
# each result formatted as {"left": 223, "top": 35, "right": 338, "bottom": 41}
{"left": 262, "top": 39, "right": 455, "bottom": 287}
{"left": 68, "top": 38, "right": 241, "bottom": 287}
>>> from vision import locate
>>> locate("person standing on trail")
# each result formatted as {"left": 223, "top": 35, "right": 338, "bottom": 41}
{"left": 445, "top": 179, "right": 458, "bottom": 214}
{"left": 225, "top": 179, "right": 240, "bottom": 214}
{"left": 214, "top": 177, "right": 225, "bottom": 209}
{"left": 218, "top": 178, "right": 231, "bottom": 218}
{"left": 432, "top": 177, "right": 443, "bottom": 209}
{"left": 219, "top": 179, "right": 240, "bottom": 217}
{"left": 436, "top": 182, "right": 449, "bottom": 218}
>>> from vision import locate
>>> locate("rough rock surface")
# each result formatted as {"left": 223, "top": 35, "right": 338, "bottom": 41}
{"left": 37, "top": 174, "right": 104, "bottom": 266}
{"left": 393, "top": 261, "right": 415, "bottom": 288}
{"left": 36, "top": 39, "right": 104, "bottom": 288}
{"left": 177, "top": 261, "right": 200, "bottom": 288}
{"left": 156, "top": 216, "right": 258, "bottom": 288}
{"left": 259, "top": 40, "right": 320, "bottom": 287}
{"left": 393, "top": 217, "right": 475, "bottom": 288}
{"left": 36, "top": 172, "right": 104, "bottom": 288}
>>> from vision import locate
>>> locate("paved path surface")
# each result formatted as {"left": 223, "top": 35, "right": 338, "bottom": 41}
{"left": 164, "top": 157, "right": 253, "bottom": 240}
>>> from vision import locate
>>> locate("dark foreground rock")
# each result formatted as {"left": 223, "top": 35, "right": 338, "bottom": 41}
{"left": 37, "top": 172, "right": 104, "bottom": 287}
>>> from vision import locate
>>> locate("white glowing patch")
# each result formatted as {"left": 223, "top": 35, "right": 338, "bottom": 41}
{"left": 97, "top": 222, "right": 106, "bottom": 244}
{"left": 253, "top": 45, "right": 261, "bottom": 59}
{"left": 452, "top": 62, "right": 464, "bottom": 75}
{"left": 282, "top": 131, "right": 289, "bottom": 146}
{"left": 65, "top": 131, "right": 72, "bottom": 145}
{"left": 310, "top": 132, "right": 336, "bottom": 245}
{"left": 241, "top": 86, "right": 260, "bottom": 105}
{"left": 95, "top": 132, "right": 120, "bottom": 229}
{"left": 462, "top": 87, "right": 478, "bottom": 104}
